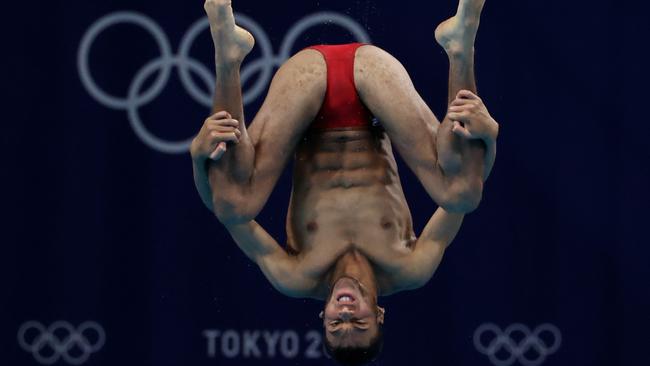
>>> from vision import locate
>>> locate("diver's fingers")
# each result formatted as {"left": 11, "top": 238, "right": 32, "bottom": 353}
{"left": 448, "top": 104, "right": 473, "bottom": 113}
{"left": 207, "top": 118, "right": 240, "bottom": 129}
{"left": 447, "top": 111, "right": 470, "bottom": 123}
{"left": 208, "top": 111, "right": 232, "bottom": 120}
{"left": 209, "top": 142, "right": 227, "bottom": 160}
{"left": 209, "top": 131, "right": 240, "bottom": 144}
{"left": 207, "top": 124, "right": 241, "bottom": 137}
{"left": 450, "top": 97, "right": 481, "bottom": 108}
{"left": 451, "top": 121, "right": 473, "bottom": 139}
{"left": 456, "top": 90, "right": 481, "bottom": 101}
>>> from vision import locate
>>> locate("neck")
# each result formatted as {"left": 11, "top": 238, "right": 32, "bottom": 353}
{"left": 326, "top": 250, "right": 379, "bottom": 299}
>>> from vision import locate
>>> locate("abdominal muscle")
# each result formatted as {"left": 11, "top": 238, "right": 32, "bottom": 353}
{"left": 285, "top": 127, "right": 417, "bottom": 282}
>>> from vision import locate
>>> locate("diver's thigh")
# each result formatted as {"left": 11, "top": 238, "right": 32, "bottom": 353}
{"left": 354, "top": 45, "right": 439, "bottom": 132}
{"left": 354, "top": 45, "right": 440, "bottom": 174}
{"left": 246, "top": 49, "right": 326, "bottom": 180}
{"left": 247, "top": 49, "right": 326, "bottom": 145}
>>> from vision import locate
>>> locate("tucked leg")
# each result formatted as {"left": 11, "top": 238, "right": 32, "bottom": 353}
{"left": 191, "top": 1, "right": 326, "bottom": 221}
{"left": 355, "top": 0, "right": 494, "bottom": 212}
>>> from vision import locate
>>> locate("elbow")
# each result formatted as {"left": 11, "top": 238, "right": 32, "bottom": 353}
{"left": 440, "top": 179, "right": 483, "bottom": 214}
{"left": 273, "top": 282, "right": 307, "bottom": 299}
{"left": 213, "top": 196, "right": 255, "bottom": 226}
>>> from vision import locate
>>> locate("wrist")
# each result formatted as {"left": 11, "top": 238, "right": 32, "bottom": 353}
{"left": 192, "top": 153, "right": 208, "bottom": 168}
{"left": 482, "top": 119, "right": 499, "bottom": 145}
{"left": 190, "top": 141, "right": 207, "bottom": 163}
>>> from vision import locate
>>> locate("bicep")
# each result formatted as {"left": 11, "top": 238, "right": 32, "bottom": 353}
{"left": 399, "top": 209, "right": 464, "bottom": 290}
{"left": 384, "top": 243, "right": 446, "bottom": 295}
{"left": 402, "top": 245, "right": 446, "bottom": 291}
{"left": 226, "top": 220, "right": 284, "bottom": 260}
{"left": 258, "top": 254, "right": 318, "bottom": 298}
{"left": 226, "top": 221, "right": 316, "bottom": 298}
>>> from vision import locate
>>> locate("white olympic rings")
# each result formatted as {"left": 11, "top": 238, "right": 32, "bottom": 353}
{"left": 78, "top": 11, "right": 371, "bottom": 154}
{"left": 18, "top": 321, "right": 106, "bottom": 365}
{"left": 473, "top": 323, "right": 562, "bottom": 366}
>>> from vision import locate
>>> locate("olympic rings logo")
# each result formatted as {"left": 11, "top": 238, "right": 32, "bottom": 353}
{"left": 18, "top": 321, "right": 106, "bottom": 365}
{"left": 473, "top": 323, "right": 562, "bottom": 366}
{"left": 77, "top": 11, "right": 371, "bottom": 154}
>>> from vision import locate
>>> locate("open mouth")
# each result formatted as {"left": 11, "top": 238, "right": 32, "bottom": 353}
{"left": 337, "top": 294, "right": 356, "bottom": 304}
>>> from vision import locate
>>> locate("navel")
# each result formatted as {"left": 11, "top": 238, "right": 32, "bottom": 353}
{"left": 306, "top": 221, "right": 318, "bottom": 233}
{"left": 380, "top": 220, "right": 393, "bottom": 230}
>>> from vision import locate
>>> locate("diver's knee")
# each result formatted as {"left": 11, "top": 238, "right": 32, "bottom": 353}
{"left": 213, "top": 197, "right": 254, "bottom": 225}
{"left": 441, "top": 179, "right": 483, "bottom": 213}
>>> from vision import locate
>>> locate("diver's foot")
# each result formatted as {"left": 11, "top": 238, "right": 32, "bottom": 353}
{"left": 204, "top": 0, "right": 255, "bottom": 64}
{"left": 435, "top": 0, "right": 485, "bottom": 57}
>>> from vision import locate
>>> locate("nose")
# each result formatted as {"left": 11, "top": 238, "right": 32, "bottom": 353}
{"left": 338, "top": 308, "right": 354, "bottom": 321}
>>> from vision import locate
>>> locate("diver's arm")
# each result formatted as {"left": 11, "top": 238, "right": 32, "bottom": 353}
{"left": 224, "top": 220, "right": 318, "bottom": 298}
{"left": 398, "top": 208, "right": 465, "bottom": 290}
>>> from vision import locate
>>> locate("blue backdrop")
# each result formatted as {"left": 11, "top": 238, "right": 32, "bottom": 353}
{"left": 3, "top": 0, "right": 649, "bottom": 365}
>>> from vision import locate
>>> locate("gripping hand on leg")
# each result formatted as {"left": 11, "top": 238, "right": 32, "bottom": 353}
{"left": 190, "top": 111, "right": 241, "bottom": 162}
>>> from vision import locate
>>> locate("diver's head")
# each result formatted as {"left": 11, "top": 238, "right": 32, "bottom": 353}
{"left": 320, "top": 276, "right": 385, "bottom": 365}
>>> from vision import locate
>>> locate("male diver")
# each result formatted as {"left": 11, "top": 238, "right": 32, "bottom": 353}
{"left": 191, "top": 0, "right": 498, "bottom": 364}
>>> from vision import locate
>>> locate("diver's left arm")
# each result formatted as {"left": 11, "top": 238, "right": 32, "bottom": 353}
{"left": 224, "top": 220, "right": 318, "bottom": 298}
{"left": 397, "top": 208, "right": 465, "bottom": 291}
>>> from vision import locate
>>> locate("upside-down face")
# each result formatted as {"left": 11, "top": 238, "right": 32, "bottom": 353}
{"left": 321, "top": 276, "right": 385, "bottom": 348}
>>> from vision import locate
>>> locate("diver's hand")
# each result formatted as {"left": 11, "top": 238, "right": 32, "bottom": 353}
{"left": 190, "top": 111, "right": 241, "bottom": 162}
{"left": 447, "top": 90, "right": 499, "bottom": 144}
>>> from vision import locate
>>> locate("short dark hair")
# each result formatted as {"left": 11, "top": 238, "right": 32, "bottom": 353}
{"left": 323, "top": 326, "right": 383, "bottom": 366}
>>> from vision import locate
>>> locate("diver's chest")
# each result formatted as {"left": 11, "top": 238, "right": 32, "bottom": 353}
{"left": 298, "top": 217, "right": 413, "bottom": 258}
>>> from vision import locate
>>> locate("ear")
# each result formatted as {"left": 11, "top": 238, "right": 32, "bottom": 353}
{"left": 376, "top": 306, "right": 385, "bottom": 324}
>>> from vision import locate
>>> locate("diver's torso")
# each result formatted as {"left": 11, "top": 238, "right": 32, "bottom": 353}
{"left": 286, "top": 126, "right": 418, "bottom": 290}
